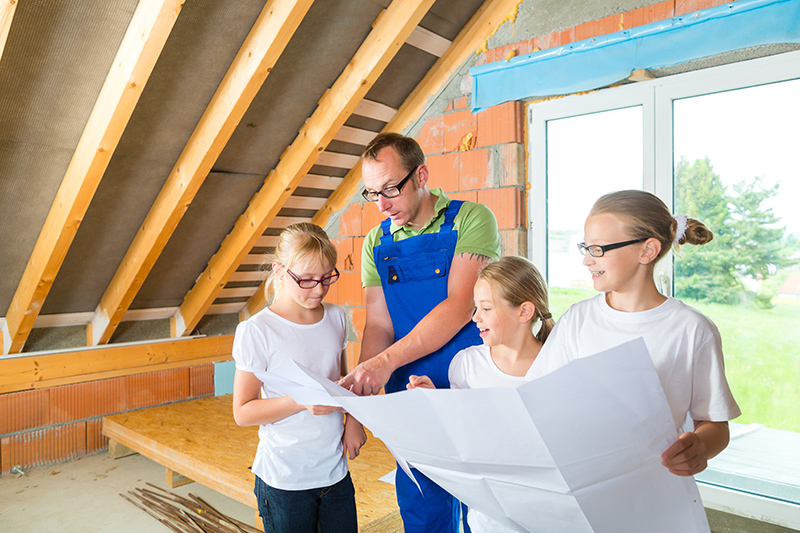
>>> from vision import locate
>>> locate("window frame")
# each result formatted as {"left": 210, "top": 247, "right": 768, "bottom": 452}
{"left": 526, "top": 49, "right": 800, "bottom": 529}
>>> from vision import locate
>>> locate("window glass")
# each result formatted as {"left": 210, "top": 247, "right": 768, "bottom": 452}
{"left": 546, "top": 107, "right": 642, "bottom": 317}
{"left": 673, "top": 80, "right": 800, "bottom": 435}
{"left": 530, "top": 54, "right": 800, "bottom": 513}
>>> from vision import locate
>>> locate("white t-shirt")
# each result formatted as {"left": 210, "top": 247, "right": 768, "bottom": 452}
{"left": 532, "top": 294, "right": 741, "bottom": 430}
{"left": 232, "top": 304, "right": 348, "bottom": 490}
{"left": 449, "top": 344, "right": 535, "bottom": 533}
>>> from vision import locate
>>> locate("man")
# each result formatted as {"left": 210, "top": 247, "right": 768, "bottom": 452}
{"left": 339, "top": 132, "right": 500, "bottom": 532}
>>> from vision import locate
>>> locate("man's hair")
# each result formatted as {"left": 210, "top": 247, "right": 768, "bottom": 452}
{"left": 362, "top": 132, "right": 425, "bottom": 173}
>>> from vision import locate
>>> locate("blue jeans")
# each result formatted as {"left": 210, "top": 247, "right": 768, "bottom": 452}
{"left": 253, "top": 473, "right": 357, "bottom": 533}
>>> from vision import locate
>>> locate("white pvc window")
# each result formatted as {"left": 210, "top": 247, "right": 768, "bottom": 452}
{"left": 528, "top": 50, "right": 800, "bottom": 529}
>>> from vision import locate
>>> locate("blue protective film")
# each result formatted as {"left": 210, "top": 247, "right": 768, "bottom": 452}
{"left": 470, "top": 0, "right": 800, "bottom": 112}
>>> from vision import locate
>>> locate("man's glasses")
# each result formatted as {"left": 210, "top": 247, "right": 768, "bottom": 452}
{"left": 361, "top": 165, "right": 418, "bottom": 202}
{"left": 286, "top": 268, "right": 340, "bottom": 289}
{"left": 577, "top": 238, "right": 647, "bottom": 257}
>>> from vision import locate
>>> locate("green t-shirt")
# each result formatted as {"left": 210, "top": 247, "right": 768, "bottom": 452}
{"left": 361, "top": 189, "right": 501, "bottom": 287}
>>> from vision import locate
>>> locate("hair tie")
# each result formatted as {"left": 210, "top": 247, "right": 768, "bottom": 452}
{"left": 541, "top": 313, "right": 552, "bottom": 321}
{"left": 673, "top": 215, "right": 688, "bottom": 244}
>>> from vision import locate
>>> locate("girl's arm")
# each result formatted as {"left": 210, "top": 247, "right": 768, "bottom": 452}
{"left": 661, "top": 420, "right": 730, "bottom": 476}
{"left": 342, "top": 414, "right": 367, "bottom": 460}
{"left": 232, "top": 369, "right": 340, "bottom": 427}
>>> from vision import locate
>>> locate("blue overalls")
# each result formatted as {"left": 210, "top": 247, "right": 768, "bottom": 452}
{"left": 374, "top": 200, "right": 481, "bottom": 532}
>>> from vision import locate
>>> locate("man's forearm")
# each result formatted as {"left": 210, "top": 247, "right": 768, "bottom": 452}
{"left": 360, "top": 323, "right": 395, "bottom": 364}
{"left": 378, "top": 296, "right": 472, "bottom": 370}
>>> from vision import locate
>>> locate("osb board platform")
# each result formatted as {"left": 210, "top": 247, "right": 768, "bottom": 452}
{"left": 102, "top": 395, "right": 401, "bottom": 532}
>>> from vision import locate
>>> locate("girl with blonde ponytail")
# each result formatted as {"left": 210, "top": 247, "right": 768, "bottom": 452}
{"left": 534, "top": 190, "right": 740, "bottom": 483}
{"left": 232, "top": 222, "right": 363, "bottom": 533}
{"left": 407, "top": 255, "right": 553, "bottom": 533}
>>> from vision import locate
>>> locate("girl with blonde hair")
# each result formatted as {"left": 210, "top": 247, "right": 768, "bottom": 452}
{"left": 534, "top": 189, "right": 740, "bottom": 479}
{"left": 408, "top": 255, "right": 554, "bottom": 532}
{"left": 232, "top": 222, "right": 364, "bottom": 533}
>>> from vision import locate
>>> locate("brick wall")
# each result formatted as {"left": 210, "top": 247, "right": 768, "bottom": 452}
{"left": 0, "top": 365, "right": 214, "bottom": 475}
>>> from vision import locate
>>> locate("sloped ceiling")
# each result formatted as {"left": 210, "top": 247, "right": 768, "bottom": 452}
{"left": 0, "top": 0, "right": 507, "bottom": 353}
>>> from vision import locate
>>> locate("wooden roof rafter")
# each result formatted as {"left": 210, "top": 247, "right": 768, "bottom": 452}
{"left": 171, "top": 0, "right": 438, "bottom": 337}
{"left": 86, "top": 0, "right": 316, "bottom": 347}
{"left": 1, "top": 0, "right": 184, "bottom": 355}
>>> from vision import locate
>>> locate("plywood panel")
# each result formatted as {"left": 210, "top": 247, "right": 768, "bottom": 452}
{"left": 102, "top": 395, "right": 401, "bottom": 530}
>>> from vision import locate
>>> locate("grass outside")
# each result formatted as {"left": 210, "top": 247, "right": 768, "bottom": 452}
{"left": 548, "top": 287, "right": 800, "bottom": 433}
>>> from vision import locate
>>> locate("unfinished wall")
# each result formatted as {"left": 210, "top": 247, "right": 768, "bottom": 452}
{"left": 0, "top": 365, "right": 214, "bottom": 475}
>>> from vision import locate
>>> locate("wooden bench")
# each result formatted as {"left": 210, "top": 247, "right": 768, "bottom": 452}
{"left": 103, "top": 395, "right": 402, "bottom": 532}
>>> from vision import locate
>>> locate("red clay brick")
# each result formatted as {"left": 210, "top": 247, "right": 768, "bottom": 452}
{"left": 352, "top": 237, "right": 365, "bottom": 272}
{"left": 448, "top": 191, "right": 479, "bottom": 203}
{"left": 675, "top": 0, "right": 727, "bottom": 16}
{"left": 339, "top": 203, "right": 362, "bottom": 237}
{"left": 338, "top": 272, "right": 364, "bottom": 307}
{"left": 452, "top": 96, "right": 469, "bottom": 111}
{"left": 575, "top": 21, "right": 591, "bottom": 42}
{"left": 125, "top": 368, "right": 190, "bottom": 410}
{"left": 0, "top": 389, "right": 49, "bottom": 435}
{"left": 458, "top": 149, "right": 491, "bottom": 191}
{"left": 442, "top": 110, "right": 478, "bottom": 154}
{"left": 493, "top": 143, "right": 526, "bottom": 188}
{"left": 415, "top": 118, "right": 446, "bottom": 155}
{"left": 499, "top": 229, "right": 528, "bottom": 257}
{"left": 426, "top": 152, "right": 460, "bottom": 193}
{"left": 332, "top": 237, "right": 355, "bottom": 272}
{"left": 50, "top": 379, "right": 126, "bottom": 424}
{"left": 350, "top": 307, "right": 366, "bottom": 342}
{"left": 86, "top": 418, "right": 108, "bottom": 454}
{"left": 362, "top": 202, "right": 384, "bottom": 236}
{"left": 325, "top": 277, "right": 341, "bottom": 305}
{"left": 190, "top": 364, "right": 215, "bottom": 397}
{"left": 478, "top": 187, "right": 525, "bottom": 230}
{"left": 345, "top": 342, "right": 361, "bottom": 375}
{"left": 476, "top": 101, "right": 524, "bottom": 148}
{"left": 1, "top": 422, "right": 87, "bottom": 475}
{"left": 655, "top": 1, "right": 676, "bottom": 21}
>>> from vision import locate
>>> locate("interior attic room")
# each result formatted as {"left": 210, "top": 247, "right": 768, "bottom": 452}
{"left": 1, "top": 0, "right": 799, "bottom": 531}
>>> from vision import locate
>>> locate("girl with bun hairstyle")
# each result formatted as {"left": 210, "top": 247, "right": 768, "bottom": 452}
{"left": 533, "top": 190, "right": 740, "bottom": 477}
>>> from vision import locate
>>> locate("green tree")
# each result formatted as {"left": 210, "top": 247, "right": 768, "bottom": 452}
{"left": 673, "top": 157, "right": 798, "bottom": 306}
{"left": 674, "top": 157, "right": 741, "bottom": 303}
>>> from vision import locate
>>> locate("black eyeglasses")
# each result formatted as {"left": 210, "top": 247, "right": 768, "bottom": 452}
{"left": 286, "top": 268, "right": 340, "bottom": 289}
{"left": 361, "top": 165, "right": 418, "bottom": 202}
{"left": 577, "top": 238, "right": 647, "bottom": 257}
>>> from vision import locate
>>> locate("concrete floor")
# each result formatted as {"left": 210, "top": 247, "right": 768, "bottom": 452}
{"left": 0, "top": 452, "right": 256, "bottom": 532}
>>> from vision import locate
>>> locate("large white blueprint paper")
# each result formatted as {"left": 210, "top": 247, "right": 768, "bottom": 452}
{"left": 257, "top": 338, "right": 710, "bottom": 533}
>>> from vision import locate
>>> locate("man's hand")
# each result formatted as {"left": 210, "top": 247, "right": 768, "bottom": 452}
{"left": 339, "top": 353, "right": 394, "bottom": 396}
{"left": 661, "top": 431, "right": 708, "bottom": 476}
{"left": 406, "top": 375, "right": 435, "bottom": 389}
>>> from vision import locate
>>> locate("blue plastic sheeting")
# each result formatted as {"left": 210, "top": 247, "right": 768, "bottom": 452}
{"left": 470, "top": 0, "right": 800, "bottom": 112}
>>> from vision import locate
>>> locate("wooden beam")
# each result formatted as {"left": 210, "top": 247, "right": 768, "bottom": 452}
{"left": 88, "top": 0, "right": 314, "bottom": 347}
{"left": 1, "top": 0, "right": 184, "bottom": 355}
{"left": 0, "top": 335, "right": 233, "bottom": 393}
{"left": 0, "top": 0, "right": 17, "bottom": 64}
{"left": 312, "top": 0, "right": 523, "bottom": 230}
{"left": 333, "top": 125, "right": 377, "bottom": 146}
{"left": 407, "top": 25, "right": 451, "bottom": 57}
{"left": 354, "top": 99, "right": 397, "bottom": 122}
{"left": 173, "top": 0, "right": 436, "bottom": 337}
